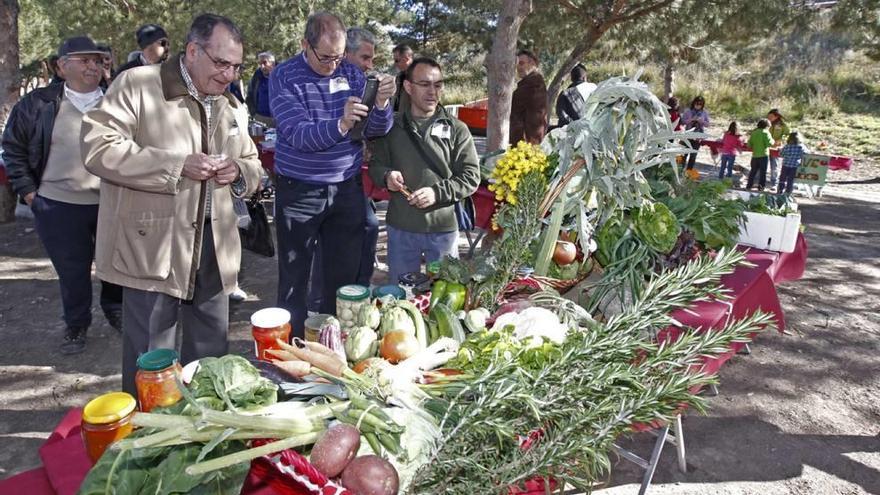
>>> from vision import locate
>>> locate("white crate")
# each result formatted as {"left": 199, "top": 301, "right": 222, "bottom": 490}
{"left": 738, "top": 211, "right": 801, "bottom": 253}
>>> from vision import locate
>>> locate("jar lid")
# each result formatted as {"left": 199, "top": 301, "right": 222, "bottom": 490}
{"left": 372, "top": 285, "right": 406, "bottom": 300}
{"left": 336, "top": 285, "right": 370, "bottom": 301}
{"left": 82, "top": 392, "right": 136, "bottom": 424}
{"left": 304, "top": 313, "right": 332, "bottom": 329}
{"left": 251, "top": 307, "right": 291, "bottom": 328}
{"left": 398, "top": 272, "right": 429, "bottom": 287}
{"left": 136, "top": 348, "right": 179, "bottom": 371}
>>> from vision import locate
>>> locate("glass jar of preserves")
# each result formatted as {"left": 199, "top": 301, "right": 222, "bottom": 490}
{"left": 135, "top": 349, "right": 183, "bottom": 412}
{"left": 81, "top": 392, "right": 136, "bottom": 463}
{"left": 336, "top": 285, "right": 370, "bottom": 332}
{"left": 251, "top": 307, "right": 292, "bottom": 360}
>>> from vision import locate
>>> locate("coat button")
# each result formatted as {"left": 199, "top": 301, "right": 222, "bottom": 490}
{"left": 137, "top": 230, "right": 146, "bottom": 236}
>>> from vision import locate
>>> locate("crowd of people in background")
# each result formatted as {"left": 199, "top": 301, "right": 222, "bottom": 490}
{"left": 666, "top": 94, "right": 805, "bottom": 194}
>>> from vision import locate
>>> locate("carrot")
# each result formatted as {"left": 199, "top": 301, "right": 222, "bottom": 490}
{"left": 265, "top": 348, "right": 299, "bottom": 362}
{"left": 271, "top": 360, "right": 311, "bottom": 378}
{"left": 277, "top": 338, "right": 338, "bottom": 359}
{"left": 276, "top": 339, "right": 346, "bottom": 377}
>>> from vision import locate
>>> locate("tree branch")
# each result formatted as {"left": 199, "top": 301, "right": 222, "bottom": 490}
{"left": 609, "top": 0, "right": 675, "bottom": 25}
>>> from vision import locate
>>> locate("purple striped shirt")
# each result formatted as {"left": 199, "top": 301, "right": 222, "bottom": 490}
{"left": 269, "top": 53, "right": 393, "bottom": 183}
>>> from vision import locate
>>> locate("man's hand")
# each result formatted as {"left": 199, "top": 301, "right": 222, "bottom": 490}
{"left": 375, "top": 74, "right": 397, "bottom": 109}
{"left": 339, "top": 96, "right": 370, "bottom": 134}
{"left": 385, "top": 171, "right": 406, "bottom": 192}
{"left": 182, "top": 153, "right": 218, "bottom": 181}
{"left": 408, "top": 187, "right": 436, "bottom": 209}
{"left": 23, "top": 192, "right": 35, "bottom": 206}
{"left": 213, "top": 156, "right": 240, "bottom": 185}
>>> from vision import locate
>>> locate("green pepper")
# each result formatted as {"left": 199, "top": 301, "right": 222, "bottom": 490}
{"left": 441, "top": 282, "right": 467, "bottom": 312}
{"left": 429, "top": 280, "right": 448, "bottom": 309}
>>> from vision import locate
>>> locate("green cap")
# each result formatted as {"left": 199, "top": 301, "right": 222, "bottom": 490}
{"left": 336, "top": 284, "right": 370, "bottom": 301}
{"left": 136, "top": 348, "right": 179, "bottom": 371}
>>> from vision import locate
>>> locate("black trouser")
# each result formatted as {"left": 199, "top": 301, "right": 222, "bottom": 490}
{"left": 275, "top": 175, "right": 366, "bottom": 338}
{"left": 747, "top": 156, "right": 769, "bottom": 189}
{"left": 31, "top": 195, "right": 123, "bottom": 328}
{"left": 120, "top": 223, "right": 228, "bottom": 396}
{"left": 307, "top": 194, "right": 378, "bottom": 312}
{"left": 686, "top": 139, "right": 701, "bottom": 170}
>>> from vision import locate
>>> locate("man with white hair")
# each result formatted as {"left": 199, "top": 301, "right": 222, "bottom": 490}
{"left": 246, "top": 51, "right": 276, "bottom": 125}
{"left": 2, "top": 36, "right": 124, "bottom": 354}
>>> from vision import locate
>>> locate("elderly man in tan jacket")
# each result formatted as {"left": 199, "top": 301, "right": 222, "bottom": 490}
{"left": 81, "top": 13, "right": 262, "bottom": 395}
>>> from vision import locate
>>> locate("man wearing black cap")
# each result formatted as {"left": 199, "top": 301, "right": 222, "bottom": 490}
{"left": 115, "top": 23, "right": 170, "bottom": 76}
{"left": 2, "top": 35, "right": 124, "bottom": 355}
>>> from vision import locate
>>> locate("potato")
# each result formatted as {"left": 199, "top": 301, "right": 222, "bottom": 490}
{"left": 341, "top": 455, "right": 399, "bottom": 495}
{"left": 309, "top": 423, "right": 361, "bottom": 478}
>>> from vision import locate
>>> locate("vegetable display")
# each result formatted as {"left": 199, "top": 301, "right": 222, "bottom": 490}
{"left": 76, "top": 75, "right": 784, "bottom": 495}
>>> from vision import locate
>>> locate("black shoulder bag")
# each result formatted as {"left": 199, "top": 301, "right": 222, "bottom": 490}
{"left": 239, "top": 193, "right": 275, "bottom": 257}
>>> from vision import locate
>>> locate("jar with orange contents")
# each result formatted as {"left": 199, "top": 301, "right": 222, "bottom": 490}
{"left": 135, "top": 349, "right": 183, "bottom": 412}
{"left": 81, "top": 392, "right": 136, "bottom": 463}
{"left": 251, "top": 307, "right": 292, "bottom": 361}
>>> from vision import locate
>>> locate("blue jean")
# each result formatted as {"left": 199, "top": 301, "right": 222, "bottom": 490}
{"left": 718, "top": 154, "right": 736, "bottom": 178}
{"left": 386, "top": 225, "right": 458, "bottom": 284}
{"left": 769, "top": 155, "right": 779, "bottom": 186}
{"left": 779, "top": 166, "right": 798, "bottom": 195}
{"left": 275, "top": 174, "right": 366, "bottom": 338}
{"left": 31, "top": 195, "right": 123, "bottom": 328}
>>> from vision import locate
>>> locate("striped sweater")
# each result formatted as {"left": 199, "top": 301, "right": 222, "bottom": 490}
{"left": 269, "top": 53, "right": 393, "bottom": 183}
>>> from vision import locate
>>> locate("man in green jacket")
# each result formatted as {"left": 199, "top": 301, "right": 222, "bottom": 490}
{"left": 369, "top": 57, "right": 480, "bottom": 283}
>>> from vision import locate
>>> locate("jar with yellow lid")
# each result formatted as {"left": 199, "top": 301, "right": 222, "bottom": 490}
{"left": 81, "top": 392, "right": 136, "bottom": 463}
{"left": 135, "top": 349, "right": 183, "bottom": 412}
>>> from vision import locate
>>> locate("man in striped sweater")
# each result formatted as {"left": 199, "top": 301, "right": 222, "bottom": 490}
{"left": 270, "top": 12, "right": 395, "bottom": 336}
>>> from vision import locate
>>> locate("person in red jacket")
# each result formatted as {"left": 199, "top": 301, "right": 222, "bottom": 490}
{"left": 509, "top": 49, "right": 547, "bottom": 146}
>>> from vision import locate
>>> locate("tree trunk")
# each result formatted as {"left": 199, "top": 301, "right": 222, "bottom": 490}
{"left": 0, "top": 0, "right": 21, "bottom": 223}
{"left": 485, "top": 0, "right": 532, "bottom": 153}
{"left": 663, "top": 62, "right": 675, "bottom": 101}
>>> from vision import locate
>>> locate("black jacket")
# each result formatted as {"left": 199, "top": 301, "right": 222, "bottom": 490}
{"left": 1, "top": 83, "right": 65, "bottom": 199}
{"left": 114, "top": 57, "right": 145, "bottom": 79}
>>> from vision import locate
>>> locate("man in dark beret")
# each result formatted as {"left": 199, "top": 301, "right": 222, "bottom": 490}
{"left": 115, "top": 23, "right": 170, "bottom": 77}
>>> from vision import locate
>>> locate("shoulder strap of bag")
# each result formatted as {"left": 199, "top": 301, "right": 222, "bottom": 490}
{"left": 402, "top": 116, "right": 453, "bottom": 180}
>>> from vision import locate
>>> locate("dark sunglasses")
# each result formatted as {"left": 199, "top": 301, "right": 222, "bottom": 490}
{"left": 158, "top": 39, "right": 169, "bottom": 48}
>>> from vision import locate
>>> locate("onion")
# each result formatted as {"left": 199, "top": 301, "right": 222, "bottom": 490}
{"left": 553, "top": 240, "right": 577, "bottom": 266}
{"left": 380, "top": 331, "right": 419, "bottom": 364}
{"left": 352, "top": 357, "right": 386, "bottom": 374}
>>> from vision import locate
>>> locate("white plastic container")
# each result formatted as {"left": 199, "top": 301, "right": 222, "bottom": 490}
{"left": 737, "top": 211, "right": 801, "bottom": 253}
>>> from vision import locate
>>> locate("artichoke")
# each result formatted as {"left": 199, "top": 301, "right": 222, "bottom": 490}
{"left": 357, "top": 304, "right": 382, "bottom": 330}
{"left": 344, "top": 326, "right": 378, "bottom": 362}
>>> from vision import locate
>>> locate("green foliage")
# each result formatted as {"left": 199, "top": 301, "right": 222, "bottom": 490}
{"left": 19, "top": 0, "right": 396, "bottom": 71}
{"left": 654, "top": 178, "right": 746, "bottom": 250}
{"left": 188, "top": 355, "right": 278, "bottom": 412}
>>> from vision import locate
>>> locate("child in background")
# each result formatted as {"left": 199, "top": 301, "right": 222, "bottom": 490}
{"left": 767, "top": 109, "right": 790, "bottom": 188}
{"left": 719, "top": 121, "right": 746, "bottom": 179}
{"left": 746, "top": 119, "right": 774, "bottom": 190}
{"left": 668, "top": 96, "right": 682, "bottom": 131}
{"left": 779, "top": 131, "right": 808, "bottom": 195}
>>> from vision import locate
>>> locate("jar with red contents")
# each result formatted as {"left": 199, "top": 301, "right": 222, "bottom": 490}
{"left": 81, "top": 392, "right": 136, "bottom": 463}
{"left": 135, "top": 349, "right": 183, "bottom": 412}
{"left": 251, "top": 307, "right": 291, "bottom": 361}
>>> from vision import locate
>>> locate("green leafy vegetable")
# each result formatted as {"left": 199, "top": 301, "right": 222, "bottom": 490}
{"left": 632, "top": 201, "right": 680, "bottom": 253}
{"left": 188, "top": 355, "right": 278, "bottom": 412}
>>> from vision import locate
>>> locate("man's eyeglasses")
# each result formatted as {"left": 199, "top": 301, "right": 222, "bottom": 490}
{"left": 65, "top": 56, "right": 103, "bottom": 67}
{"left": 310, "top": 45, "right": 344, "bottom": 66}
{"left": 410, "top": 80, "right": 444, "bottom": 91}
{"left": 198, "top": 44, "right": 243, "bottom": 74}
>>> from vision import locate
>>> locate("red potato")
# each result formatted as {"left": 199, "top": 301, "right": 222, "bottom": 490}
{"left": 310, "top": 424, "right": 362, "bottom": 478}
{"left": 341, "top": 455, "right": 399, "bottom": 495}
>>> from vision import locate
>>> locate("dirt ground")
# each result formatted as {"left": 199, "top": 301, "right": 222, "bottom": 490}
{"left": 0, "top": 146, "right": 877, "bottom": 494}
